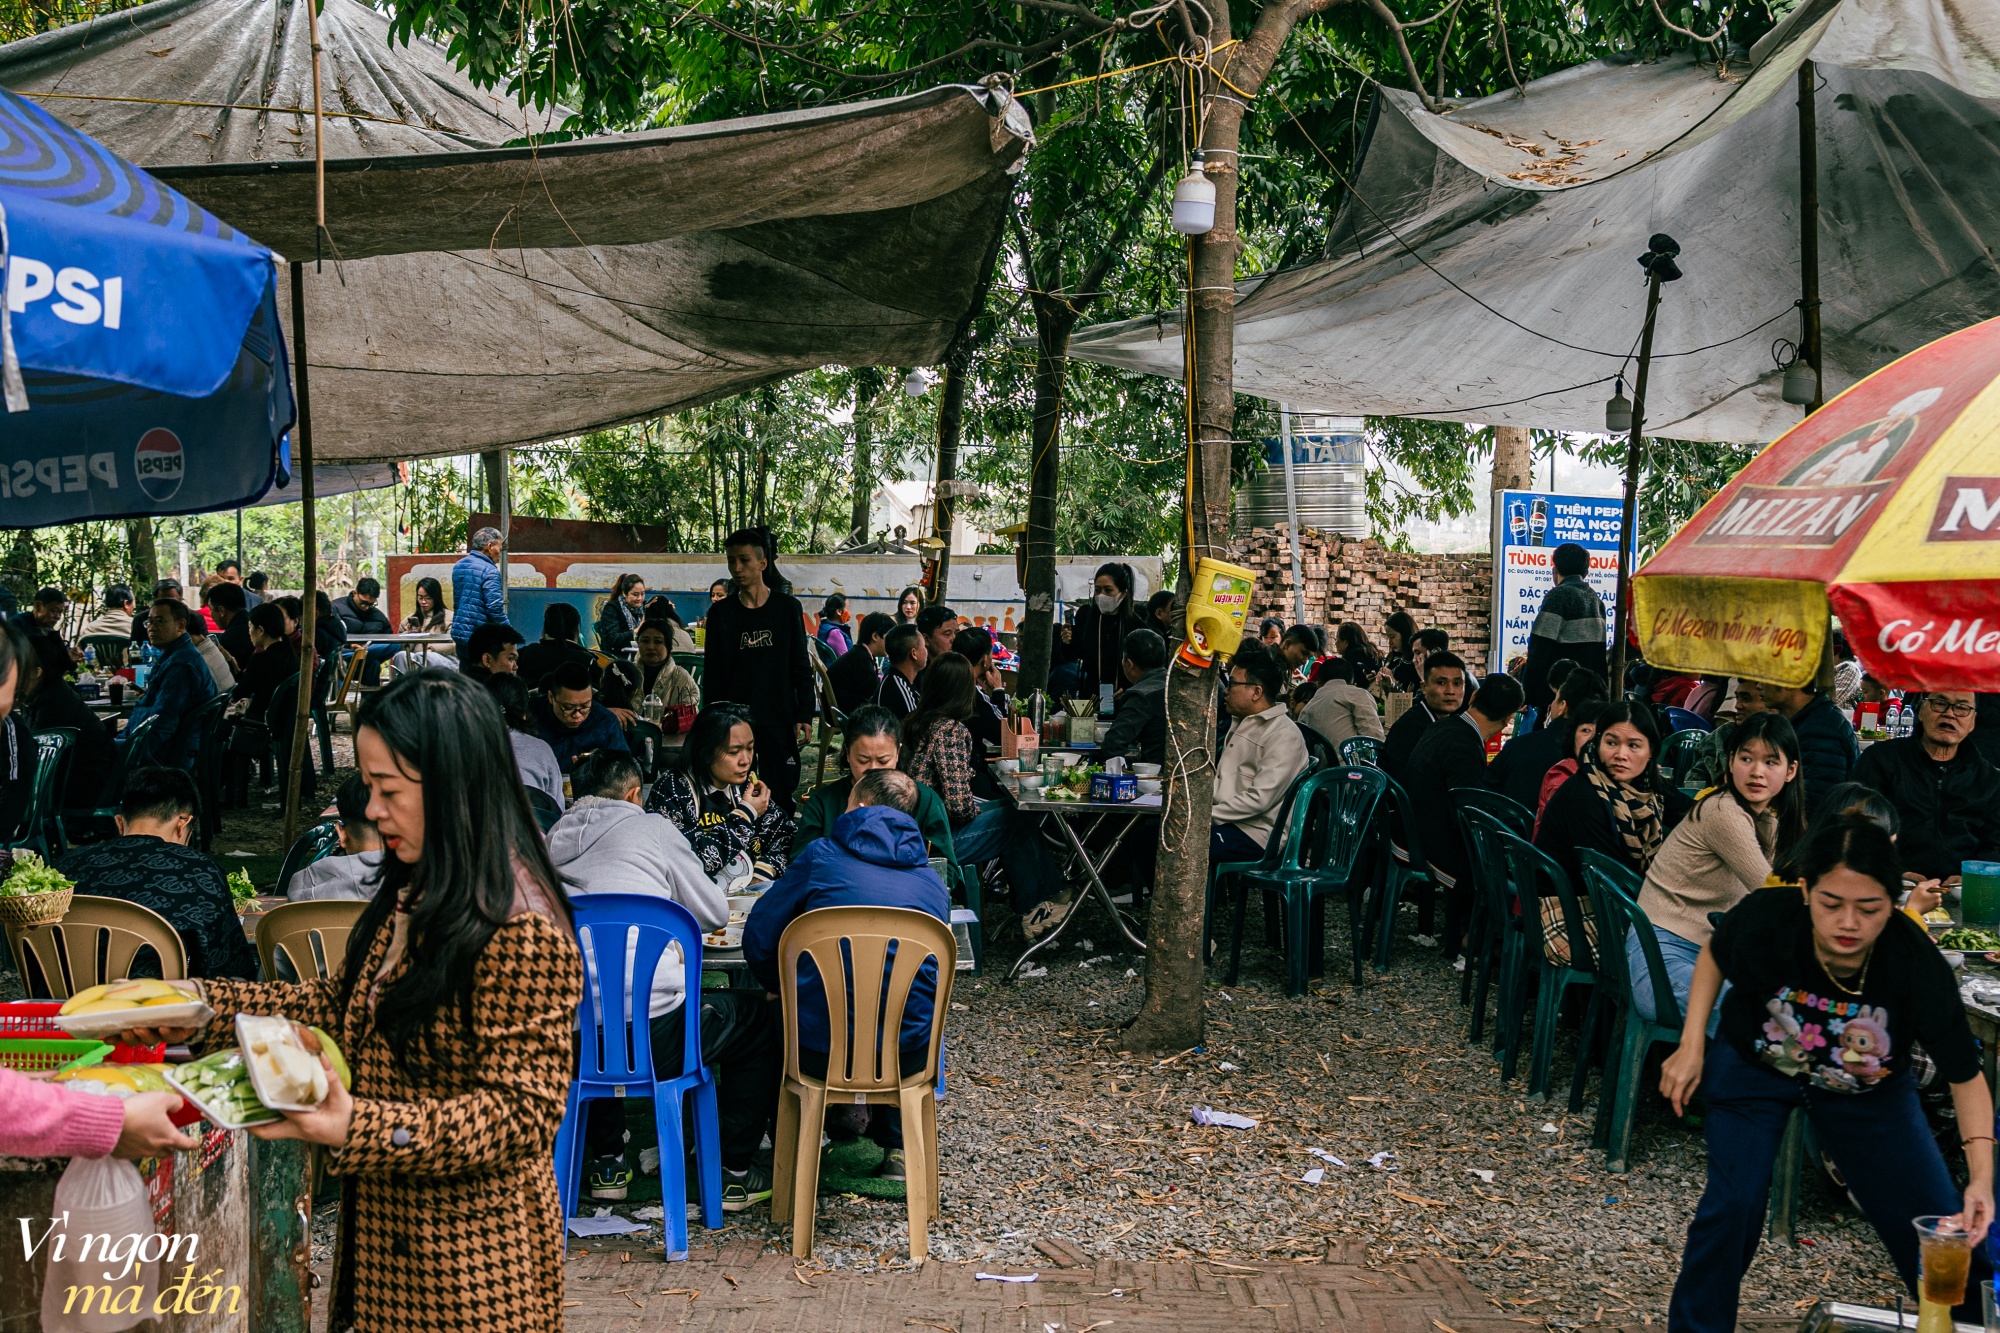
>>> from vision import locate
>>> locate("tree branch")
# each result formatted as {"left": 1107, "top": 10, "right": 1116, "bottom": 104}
{"left": 1361, "top": 0, "right": 1449, "bottom": 112}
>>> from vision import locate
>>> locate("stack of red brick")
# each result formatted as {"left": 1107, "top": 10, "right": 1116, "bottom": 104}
{"left": 1227, "top": 525, "right": 1493, "bottom": 664}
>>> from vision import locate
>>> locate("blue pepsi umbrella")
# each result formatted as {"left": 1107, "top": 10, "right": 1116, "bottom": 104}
{"left": 0, "top": 84, "right": 292, "bottom": 526}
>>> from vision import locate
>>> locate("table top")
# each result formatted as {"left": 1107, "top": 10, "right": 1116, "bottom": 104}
{"left": 342, "top": 633, "right": 456, "bottom": 645}
{"left": 1017, "top": 794, "right": 1162, "bottom": 815}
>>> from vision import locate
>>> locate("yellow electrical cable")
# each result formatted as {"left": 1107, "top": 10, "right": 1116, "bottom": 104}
{"left": 1014, "top": 38, "right": 1238, "bottom": 98}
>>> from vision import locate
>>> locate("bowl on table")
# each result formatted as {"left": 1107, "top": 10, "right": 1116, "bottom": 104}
{"left": 996, "top": 758, "right": 1021, "bottom": 774}
{"left": 1131, "top": 763, "right": 1162, "bottom": 778}
{"left": 1136, "top": 779, "right": 1164, "bottom": 796}
{"left": 1017, "top": 774, "right": 1044, "bottom": 792}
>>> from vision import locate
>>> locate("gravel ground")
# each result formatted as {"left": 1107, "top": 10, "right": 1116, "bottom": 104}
{"left": 571, "top": 905, "right": 1922, "bottom": 1327}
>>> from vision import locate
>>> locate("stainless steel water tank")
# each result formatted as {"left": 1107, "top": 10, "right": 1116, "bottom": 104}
{"left": 1232, "top": 416, "right": 1368, "bottom": 537}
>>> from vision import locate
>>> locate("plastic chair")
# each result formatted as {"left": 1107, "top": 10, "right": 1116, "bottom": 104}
{"left": 1451, "top": 787, "right": 1535, "bottom": 838}
{"left": 1338, "top": 735, "right": 1381, "bottom": 768}
{"left": 771, "top": 906, "right": 954, "bottom": 1262}
{"left": 674, "top": 652, "right": 704, "bottom": 684}
{"left": 275, "top": 820, "right": 344, "bottom": 897}
{"left": 1660, "top": 706, "right": 1711, "bottom": 735}
{"left": 14, "top": 729, "right": 75, "bottom": 859}
{"left": 1296, "top": 723, "right": 1338, "bottom": 773}
{"left": 255, "top": 899, "right": 366, "bottom": 981}
{"left": 552, "top": 894, "right": 722, "bottom": 1259}
{"left": 1457, "top": 804, "right": 1528, "bottom": 1063}
{"left": 1574, "top": 850, "right": 1639, "bottom": 1123}
{"left": 625, "top": 720, "right": 667, "bottom": 784}
{"left": 4, "top": 894, "right": 186, "bottom": 997}
{"left": 1498, "top": 831, "right": 1598, "bottom": 1101}
{"left": 1206, "top": 765, "right": 1317, "bottom": 968}
{"left": 1368, "top": 772, "right": 1434, "bottom": 971}
{"left": 63, "top": 712, "right": 158, "bottom": 839}
{"left": 188, "top": 693, "right": 234, "bottom": 851}
{"left": 1222, "top": 767, "right": 1386, "bottom": 994}
{"left": 1659, "top": 729, "right": 1707, "bottom": 788}
{"left": 81, "top": 636, "right": 129, "bottom": 670}
{"left": 527, "top": 786, "right": 564, "bottom": 832}
{"left": 1583, "top": 863, "right": 1683, "bottom": 1173}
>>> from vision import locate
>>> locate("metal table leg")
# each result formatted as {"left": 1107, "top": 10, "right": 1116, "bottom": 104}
{"left": 1009, "top": 809, "right": 1147, "bottom": 980}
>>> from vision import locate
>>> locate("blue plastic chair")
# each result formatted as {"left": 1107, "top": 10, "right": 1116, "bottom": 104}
{"left": 552, "top": 894, "right": 722, "bottom": 1258}
{"left": 1660, "top": 706, "right": 1711, "bottom": 735}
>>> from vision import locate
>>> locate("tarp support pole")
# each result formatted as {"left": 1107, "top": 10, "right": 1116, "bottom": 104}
{"left": 283, "top": 259, "right": 317, "bottom": 847}
{"left": 1278, "top": 403, "right": 1305, "bottom": 625}
{"left": 1797, "top": 60, "right": 1823, "bottom": 414}
{"left": 1609, "top": 268, "right": 1666, "bottom": 690}
{"left": 497, "top": 453, "right": 510, "bottom": 613}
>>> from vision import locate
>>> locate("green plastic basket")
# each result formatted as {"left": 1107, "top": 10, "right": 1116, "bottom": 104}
{"left": 0, "top": 1037, "right": 112, "bottom": 1075}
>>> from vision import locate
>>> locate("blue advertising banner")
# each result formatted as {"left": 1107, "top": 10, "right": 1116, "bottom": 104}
{"left": 1490, "top": 489, "right": 1629, "bottom": 674}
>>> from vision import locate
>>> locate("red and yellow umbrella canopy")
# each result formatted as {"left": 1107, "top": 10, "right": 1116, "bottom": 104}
{"left": 1635, "top": 316, "right": 2000, "bottom": 691}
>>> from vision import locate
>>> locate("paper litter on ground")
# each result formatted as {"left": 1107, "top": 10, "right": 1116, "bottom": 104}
{"left": 1190, "top": 1105, "right": 1258, "bottom": 1129}
{"left": 1302, "top": 1168, "right": 1325, "bottom": 1184}
{"left": 566, "top": 1214, "right": 648, "bottom": 1236}
{"left": 632, "top": 1205, "right": 666, "bottom": 1220}
{"left": 1307, "top": 1147, "right": 1346, "bottom": 1166}
{"left": 1470, "top": 1169, "right": 1496, "bottom": 1183}
{"left": 975, "top": 1273, "right": 1038, "bottom": 1283}
{"left": 1367, "top": 1151, "right": 1399, "bottom": 1171}
{"left": 1020, "top": 966, "right": 1049, "bottom": 978}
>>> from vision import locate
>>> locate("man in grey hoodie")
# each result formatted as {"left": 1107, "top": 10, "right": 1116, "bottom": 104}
{"left": 555, "top": 750, "right": 781, "bottom": 1213}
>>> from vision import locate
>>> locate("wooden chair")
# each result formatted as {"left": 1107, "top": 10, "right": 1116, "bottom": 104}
{"left": 5, "top": 895, "right": 185, "bottom": 997}
{"left": 771, "top": 906, "right": 954, "bottom": 1262}
{"left": 255, "top": 900, "right": 366, "bottom": 982}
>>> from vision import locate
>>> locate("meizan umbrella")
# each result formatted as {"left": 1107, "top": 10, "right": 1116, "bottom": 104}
{"left": 0, "top": 84, "right": 291, "bottom": 526}
{"left": 1634, "top": 315, "right": 2000, "bottom": 690}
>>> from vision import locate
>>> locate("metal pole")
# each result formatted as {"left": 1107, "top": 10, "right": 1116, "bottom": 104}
{"left": 1608, "top": 271, "right": 1665, "bottom": 691}
{"left": 1277, "top": 403, "right": 1306, "bottom": 625}
{"left": 1797, "top": 60, "right": 1823, "bottom": 412}
{"left": 283, "top": 261, "right": 318, "bottom": 846}
{"left": 497, "top": 452, "right": 510, "bottom": 619}
{"left": 235, "top": 508, "right": 243, "bottom": 570}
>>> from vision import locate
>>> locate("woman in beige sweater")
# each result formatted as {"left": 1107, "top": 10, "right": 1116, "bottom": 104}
{"left": 1631, "top": 710, "right": 1806, "bottom": 1023}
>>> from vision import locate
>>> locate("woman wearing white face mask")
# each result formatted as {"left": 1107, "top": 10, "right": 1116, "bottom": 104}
{"left": 1055, "top": 562, "right": 1143, "bottom": 696}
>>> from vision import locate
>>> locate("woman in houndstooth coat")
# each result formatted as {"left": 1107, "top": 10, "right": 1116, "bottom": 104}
{"left": 138, "top": 671, "right": 582, "bottom": 1333}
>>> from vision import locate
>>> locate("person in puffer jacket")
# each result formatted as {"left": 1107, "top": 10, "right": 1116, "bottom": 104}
{"left": 556, "top": 750, "right": 781, "bottom": 1212}
{"left": 743, "top": 771, "right": 949, "bottom": 1181}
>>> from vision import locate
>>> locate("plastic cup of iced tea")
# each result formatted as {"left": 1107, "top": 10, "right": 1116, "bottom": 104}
{"left": 1915, "top": 1215, "right": 1973, "bottom": 1307}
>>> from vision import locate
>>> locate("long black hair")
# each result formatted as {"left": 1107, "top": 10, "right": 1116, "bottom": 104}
{"left": 724, "top": 526, "right": 785, "bottom": 590}
{"left": 414, "top": 576, "right": 447, "bottom": 624}
{"left": 903, "top": 652, "right": 976, "bottom": 758}
{"left": 337, "top": 670, "right": 570, "bottom": 1067}
{"left": 677, "top": 703, "right": 755, "bottom": 787}
{"left": 1700, "top": 709, "right": 1808, "bottom": 856}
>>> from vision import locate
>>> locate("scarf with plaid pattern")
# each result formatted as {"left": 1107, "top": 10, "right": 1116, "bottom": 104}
{"left": 1583, "top": 754, "right": 1666, "bottom": 868}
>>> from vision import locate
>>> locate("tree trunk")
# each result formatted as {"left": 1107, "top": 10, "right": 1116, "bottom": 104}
{"left": 1127, "top": 0, "right": 1327, "bottom": 1053}
{"left": 850, "top": 377, "right": 878, "bottom": 545}
{"left": 481, "top": 450, "right": 506, "bottom": 517}
{"left": 126, "top": 520, "right": 157, "bottom": 592}
{"left": 1014, "top": 297, "right": 1075, "bottom": 695}
{"left": 1491, "top": 425, "right": 1533, "bottom": 494}
{"left": 930, "top": 356, "right": 969, "bottom": 604}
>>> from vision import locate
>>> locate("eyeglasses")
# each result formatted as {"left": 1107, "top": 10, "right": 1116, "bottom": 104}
{"left": 551, "top": 697, "right": 593, "bottom": 717}
{"left": 1921, "top": 698, "right": 1976, "bottom": 718}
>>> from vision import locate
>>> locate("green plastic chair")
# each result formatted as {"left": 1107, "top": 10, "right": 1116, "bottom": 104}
{"left": 1221, "top": 766, "right": 1387, "bottom": 995}
{"left": 275, "top": 819, "right": 344, "bottom": 896}
{"left": 1205, "top": 762, "right": 1319, "bottom": 968}
{"left": 1296, "top": 723, "right": 1339, "bottom": 773}
{"left": 1337, "top": 735, "right": 1381, "bottom": 768}
{"left": 1452, "top": 787, "right": 1535, "bottom": 837}
{"left": 188, "top": 692, "right": 236, "bottom": 852}
{"left": 1499, "top": 831, "right": 1599, "bottom": 1102}
{"left": 1457, "top": 803, "right": 1528, "bottom": 1061}
{"left": 63, "top": 711, "right": 159, "bottom": 839}
{"left": 1581, "top": 860, "right": 1683, "bottom": 1173}
{"left": 1368, "top": 772, "right": 1432, "bottom": 971}
{"left": 1659, "top": 729, "right": 1707, "bottom": 788}
{"left": 13, "top": 729, "right": 75, "bottom": 859}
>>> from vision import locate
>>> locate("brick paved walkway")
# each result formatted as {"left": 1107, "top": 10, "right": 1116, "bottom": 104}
{"left": 555, "top": 1236, "right": 1616, "bottom": 1333}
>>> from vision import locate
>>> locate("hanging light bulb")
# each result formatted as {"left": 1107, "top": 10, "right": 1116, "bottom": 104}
{"left": 1171, "top": 152, "right": 1216, "bottom": 236}
{"left": 1605, "top": 376, "right": 1634, "bottom": 434}
{"left": 1781, "top": 357, "right": 1818, "bottom": 406}
{"left": 903, "top": 368, "right": 934, "bottom": 398}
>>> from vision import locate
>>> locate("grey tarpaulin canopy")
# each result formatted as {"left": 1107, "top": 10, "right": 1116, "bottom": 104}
{"left": 1068, "top": 0, "right": 2000, "bottom": 444}
{"left": 0, "top": 0, "right": 1030, "bottom": 461}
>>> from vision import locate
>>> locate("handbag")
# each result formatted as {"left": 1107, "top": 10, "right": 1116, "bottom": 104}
{"left": 1539, "top": 895, "right": 1598, "bottom": 968}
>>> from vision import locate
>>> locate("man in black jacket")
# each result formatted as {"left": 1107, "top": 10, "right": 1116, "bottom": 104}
{"left": 1520, "top": 543, "right": 1607, "bottom": 713}
{"left": 1853, "top": 690, "right": 2000, "bottom": 880}
{"left": 953, "top": 625, "right": 1012, "bottom": 749}
{"left": 874, "top": 624, "right": 926, "bottom": 723}
{"left": 1103, "top": 629, "right": 1168, "bottom": 766}
{"left": 829, "top": 612, "right": 893, "bottom": 717}
{"left": 332, "top": 577, "right": 394, "bottom": 685}
{"left": 1763, "top": 680, "right": 1859, "bottom": 807}
{"left": 1382, "top": 651, "right": 1467, "bottom": 784}
{"left": 1486, "top": 668, "right": 1606, "bottom": 809}
{"left": 1406, "top": 672, "right": 1524, "bottom": 955}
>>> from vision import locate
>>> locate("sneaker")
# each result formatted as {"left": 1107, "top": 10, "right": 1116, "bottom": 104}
{"left": 875, "top": 1148, "right": 907, "bottom": 1181}
{"left": 588, "top": 1153, "right": 634, "bottom": 1201}
{"left": 1021, "top": 896, "right": 1070, "bottom": 942}
{"left": 721, "top": 1163, "right": 774, "bottom": 1213}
